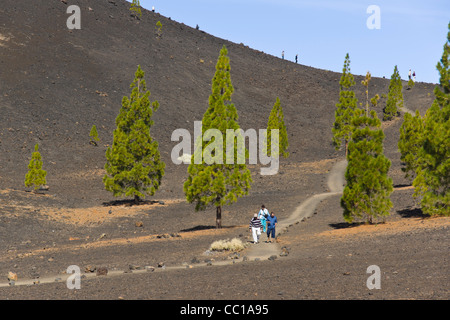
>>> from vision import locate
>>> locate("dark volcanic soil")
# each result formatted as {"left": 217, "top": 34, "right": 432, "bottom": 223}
{"left": 0, "top": 0, "right": 448, "bottom": 301}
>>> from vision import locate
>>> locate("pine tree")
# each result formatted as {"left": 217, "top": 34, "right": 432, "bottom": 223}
{"left": 383, "top": 65, "right": 404, "bottom": 121}
{"left": 103, "top": 65, "right": 165, "bottom": 204}
{"left": 184, "top": 45, "right": 252, "bottom": 228}
{"left": 341, "top": 109, "right": 393, "bottom": 223}
{"left": 398, "top": 110, "right": 424, "bottom": 181}
{"left": 130, "top": 0, "right": 142, "bottom": 18}
{"left": 332, "top": 53, "right": 358, "bottom": 155}
{"left": 89, "top": 124, "right": 99, "bottom": 146}
{"left": 155, "top": 21, "right": 162, "bottom": 39}
{"left": 266, "top": 97, "right": 289, "bottom": 158}
{"left": 413, "top": 23, "right": 450, "bottom": 216}
{"left": 25, "top": 144, "right": 47, "bottom": 191}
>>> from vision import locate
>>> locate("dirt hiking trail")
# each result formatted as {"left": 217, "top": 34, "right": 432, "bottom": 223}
{"left": 245, "top": 159, "right": 347, "bottom": 260}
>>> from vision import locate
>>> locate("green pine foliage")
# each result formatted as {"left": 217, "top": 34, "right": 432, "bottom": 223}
{"left": 341, "top": 109, "right": 394, "bottom": 223}
{"left": 103, "top": 65, "right": 165, "bottom": 204}
{"left": 184, "top": 45, "right": 252, "bottom": 228}
{"left": 266, "top": 97, "right": 289, "bottom": 158}
{"left": 413, "top": 23, "right": 450, "bottom": 216}
{"left": 130, "top": 0, "right": 142, "bottom": 18}
{"left": 332, "top": 53, "right": 358, "bottom": 155}
{"left": 398, "top": 110, "right": 424, "bottom": 181}
{"left": 24, "top": 144, "right": 47, "bottom": 191}
{"left": 89, "top": 124, "right": 99, "bottom": 146}
{"left": 383, "top": 65, "right": 404, "bottom": 121}
{"left": 156, "top": 21, "right": 162, "bottom": 38}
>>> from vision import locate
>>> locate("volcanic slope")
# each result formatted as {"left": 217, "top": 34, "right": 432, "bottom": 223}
{"left": 0, "top": 0, "right": 447, "bottom": 300}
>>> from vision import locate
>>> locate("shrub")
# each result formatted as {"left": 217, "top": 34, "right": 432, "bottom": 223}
{"left": 210, "top": 238, "right": 246, "bottom": 252}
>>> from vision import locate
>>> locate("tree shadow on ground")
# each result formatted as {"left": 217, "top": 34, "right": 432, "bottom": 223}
{"left": 179, "top": 225, "right": 238, "bottom": 233}
{"left": 329, "top": 222, "right": 365, "bottom": 230}
{"left": 102, "top": 199, "right": 163, "bottom": 207}
{"left": 397, "top": 207, "right": 427, "bottom": 218}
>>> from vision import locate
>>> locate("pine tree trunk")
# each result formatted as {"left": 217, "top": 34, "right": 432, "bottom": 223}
{"left": 216, "top": 206, "right": 222, "bottom": 229}
{"left": 134, "top": 195, "right": 140, "bottom": 205}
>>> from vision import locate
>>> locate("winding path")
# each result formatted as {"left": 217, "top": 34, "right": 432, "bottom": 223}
{"left": 245, "top": 159, "right": 347, "bottom": 260}
{"left": 0, "top": 159, "right": 348, "bottom": 288}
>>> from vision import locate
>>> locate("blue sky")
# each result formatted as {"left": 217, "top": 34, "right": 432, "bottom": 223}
{"left": 135, "top": 0, "right": 449, "bottom": 84}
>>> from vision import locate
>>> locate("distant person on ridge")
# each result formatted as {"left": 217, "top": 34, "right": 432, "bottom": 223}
{"left": 258, "top": 205, "right": 269, "bottom": 233}
{"left": 408, "top": 69, "right": 412, "bottom": 80}
{"left": 413, "top": 71, "right": 416, "bottom": 82}
{"left": 295, "top": 54, "right": 298, "bottom": 63}
{"left": 266, "top": 212, "right": 278, "bottom": 243}
{"left": 282, "top": 51, "right": 284, "bottom": 59}
{"left": 249, "top": 214, "right": 262, "bottom": 244}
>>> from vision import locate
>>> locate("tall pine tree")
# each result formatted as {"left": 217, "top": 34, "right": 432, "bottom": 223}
{"left": 341, "top": 109, "right": 393, "bottom": 223}
{"left": 266, "top": 97, "right": 289, "bottom": 158}
{"left": 25, "top": 144, "right": 47, "bottom": 191}
{"left": 398, "top": 110, "right": 424, "bottom": 181}
{"left": 184, "top": 45, "right": 252, "bottom": 228}
{"left": 413, "top": 23, "right": 450, "bottom": 216}
{"left": 333, "top": 53, "right": 358, "bottom": 155}
{"left": 104, "top": 65, "right": 165, "bottom": 204}
{"left": 383, "top": 65, "right": 404, "bottom": 121}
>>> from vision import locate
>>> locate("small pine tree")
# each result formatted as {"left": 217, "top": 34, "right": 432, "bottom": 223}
{"left": 361, "top": 71, "right": 372, "bottom": 116}
{"left": 341, "top": 109, "right": 393, "bottom": 223}
{"left": 413, "top": 23, "right": 450, "bottom": 216}
{"left": 25, "top": 144, "right": 47, "bottom": 191}
{"left": 89, "top": 124, "right": 99, "bottom": 146}
{"left": 384, "top": 65, "right": 404, "bottom": 121}
{"left": 156, "top": 21, "right": 162, "bottom": 38}
{"left": 130, "top": 0, "right": 142, "bottom": 18}
{"left": 332, "top": 53, "right": 358, "bottom": 155}
{"left": 398, "top": 110, "right": 424, "bottom": 181}
{"left": 266, "top": 97, "right": 289, "bottom": 158}
{"left": 103, "top": 65, "right": 165, "bottom": 204}
{"left": 184, "top": 45, "right": 252, "bottom": 228}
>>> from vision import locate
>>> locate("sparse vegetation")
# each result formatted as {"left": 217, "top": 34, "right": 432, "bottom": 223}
{"left": 412, "top": 23, "right": 450, "bottom": 216}
{"left": 155, "top": 21, "right": 162, "bottom": 38}
{"left": 332, "top": 53, "right": 358, "bottom": 155}
{"left": 398, "top": 110, "right": 425, "bottom": 181}
{"left": 184, "top": 45, "right": 252, "bottom": 228}
{"left": 103, "top": 65, "right": 165, "bottom": 204}
{"left": 210, "top": 238, "right": 246, "bottom": 251}
{"left": 130, "top": 0, "right": 142, "bottom": 18}
{"left": 24, "top": 144, "right": 47, "bottom": 191}
{"left": 89, "top": 124, "right": 99, "bottom": 146}
{"left": 341, "top": 109, "right": 393, "bottom": 223}
{"left": 265, "top": 97, "right": 289, "bottom": 158}
{"left": 383, "top": 65, "right": 403, "bottom": 121}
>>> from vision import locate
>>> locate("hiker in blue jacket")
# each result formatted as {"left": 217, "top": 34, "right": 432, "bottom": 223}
{"left": 266, "top": 212, "right": 278, "bottom": 243}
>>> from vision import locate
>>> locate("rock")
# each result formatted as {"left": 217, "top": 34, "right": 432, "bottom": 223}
{"left": 84, "top": 265, "right": 96, "bottom": 273}
{"left": 8, "top": 271, "right": 18, "bottom": 281}
{"left": 128, "top": 264, "right": 140, "bottom": 271}
{"left": 135, "top": 221, "right": 144, "bottom": 227}
{"left": 280, "top": 246, "right": 290, "bottom": 256}
{"left": 158, "top": 200, "right": 165, "bottom": 205}
{"left": 97, "top": 233, "right": 106, "bottom": 240}
{"left": 191, "top": 257, "right": 200, "bottom": 264}
{"left": 268, "top": 255, "right": 278, "bottom": 261}
{"left": 157, "top": 262, "right": 165, "bottom": 268}
{"left": 96, "top": 267, "right": 108, "bottom": 276}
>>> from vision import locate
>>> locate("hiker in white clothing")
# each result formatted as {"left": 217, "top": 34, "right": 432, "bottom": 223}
{"left": 249, "top": 214, "right": 263, "bottom": 244}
